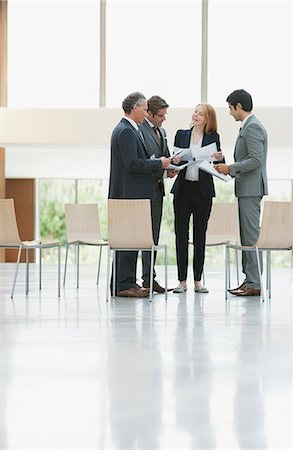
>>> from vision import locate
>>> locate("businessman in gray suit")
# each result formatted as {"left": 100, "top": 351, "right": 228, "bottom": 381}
{"left": 216, "top": 89, "right": 268, "bottom": 296}
{"left": 138, "top": 96, "right": 176, "bottom": 293}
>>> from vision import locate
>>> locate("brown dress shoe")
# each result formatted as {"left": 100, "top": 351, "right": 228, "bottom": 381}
{"left": 234, "top": 287, "right": 261, "bottom": 297}
{"left": 228, "top": 281, "right": 247, "bottom": 294}
{"left": 143, "top": 281, "right": 171, "bottom": 293}
{"left": 153, "top": 281, "right": 166, "bottom": 293}
{"left": 117, "top": 287, "right": 149, "bottom": 298}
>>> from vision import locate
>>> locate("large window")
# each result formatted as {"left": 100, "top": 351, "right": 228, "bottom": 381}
{"left": 208, "top": 1, "right": 293, "bottom": 107}
{"left": 106, "top": 0, "right": 201, "bottom": 107}
{"left": 7, "top": 1, "right": 100, "bottom": 107}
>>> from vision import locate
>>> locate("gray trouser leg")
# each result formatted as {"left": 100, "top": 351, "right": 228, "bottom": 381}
{"left": 238, "top": 196, "right": 263, "bottom": 289}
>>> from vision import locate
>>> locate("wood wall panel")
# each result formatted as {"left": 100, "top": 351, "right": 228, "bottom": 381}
{"left": 5, "top": 179, "right": 35, "bottom": 262}
{"left": 0, "top": 149, "right": 5, "bottom": 261}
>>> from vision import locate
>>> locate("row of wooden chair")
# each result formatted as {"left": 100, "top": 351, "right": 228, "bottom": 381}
{"left": 0, "top": 198, "right": 166, "bottom": 301}
{"left": 1, "top": 198, "right": 293, "bottom": 301}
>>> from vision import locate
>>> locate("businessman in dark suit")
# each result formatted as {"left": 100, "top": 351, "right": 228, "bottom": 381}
{"left": 108, "top": 92, "right": 170, "bottom": 298}
{"left": 138, "top": 96, "right": 176, "bottom": 293}
{"left": 216, "top": 89, "right": 268, "bottom": 297}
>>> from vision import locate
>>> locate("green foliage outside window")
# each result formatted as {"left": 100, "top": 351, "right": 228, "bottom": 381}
{"left": 39, "top": 177, "right": 293, "bottom": 268}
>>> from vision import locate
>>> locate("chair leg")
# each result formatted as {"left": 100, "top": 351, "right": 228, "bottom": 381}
{"left": 256, "top": 248, "right": 265, "bottom": 302}
{"left": 225, "top": 246, "right": 230, "bottom": 300}
{"left": 39, "top": 248, "right": 42, "bottom": 291}
{"left": 11, "top": 245, "right": 22, "bottom": 299}
{"left": 97, "top": 246, "right": 102, "bottom": 286}
{"left": 164, "top": 246, "right": 168, "bottom": 300}
{"left": 267, "top": 250, "right": 271, "bottom": 298}
{"left": 63, "top": 244, "right": 69, "bottom": 287}
{"left": 77, "top": 243, "right": 80, "bottom": 289}
{"left": 26, "top": 248, "right": 29, "bottom": 295}
{"left": 112, "top": 250, "right": 116, "bottom": 299}
{"left": 227, "top": 246, "right": 231, "bottom": 290}
{"left": 235, "top": 249, "right": 239, "bottom": 286}
{"left": 149, "top": 247, "right": 155, "bottom": 302}
{"left": 106, "top": 246, "right": 111, "bottom": 302}
{"left": 58, "top": 245, "right": 61, "bottom": 298}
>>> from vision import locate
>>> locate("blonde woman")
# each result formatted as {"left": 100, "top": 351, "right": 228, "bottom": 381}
{"left": 171, "top": 104, "right": 223, "bottom": 293}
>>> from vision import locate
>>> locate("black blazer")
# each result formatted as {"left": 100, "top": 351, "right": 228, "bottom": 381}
{"left": 171, "top": 128, "right": 221, "bottom": 198}
{"left": 108, "top": 118, "right": 162, "bottom": 199}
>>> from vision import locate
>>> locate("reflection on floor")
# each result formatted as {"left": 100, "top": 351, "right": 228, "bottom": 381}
{"left": 0, "top": 263, "right": 292, "bottom": 450}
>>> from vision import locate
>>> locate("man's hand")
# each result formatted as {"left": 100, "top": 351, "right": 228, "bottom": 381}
{"left": 171, "top": 155, "right": 182, "bottom": 165}
{"left": 215, "top": 163, "right": 230, "bottom": 175}
{"left": 160, "top": 157, "right": 171, "bottom": 169}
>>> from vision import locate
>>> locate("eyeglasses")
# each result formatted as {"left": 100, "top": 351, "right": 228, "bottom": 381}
{"left": 154, "top": 113, "right": 167, "bottom": 118}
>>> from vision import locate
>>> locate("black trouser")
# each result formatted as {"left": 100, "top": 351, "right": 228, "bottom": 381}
{"left": 111, "top": 251, "right": 138, "bottom": 294}
{"left": 173, "top": 182, "right": 212, "bottom": 282}
{"left": 142, "top": 185, "right": 163, "bottom": 287}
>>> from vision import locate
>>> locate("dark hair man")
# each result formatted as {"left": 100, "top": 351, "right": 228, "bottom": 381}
{"left": 216, "top": 89, "right": 268, "bottom": 296}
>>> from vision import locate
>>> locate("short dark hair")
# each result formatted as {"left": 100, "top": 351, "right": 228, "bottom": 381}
{"left": 147, "top": 95, "right": 169, "bottom": 115}
{"left": 226, "top": 89, "right": 253, "bottom": 112}
{"left": 122, "top": 92, "right": 146, "bottom": 114}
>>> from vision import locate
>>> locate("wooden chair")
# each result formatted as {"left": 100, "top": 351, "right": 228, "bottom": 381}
{"left": 189, "top": 202, "right": 239, "bottom": 286}
{"left": 106, "top": 199, "right": 168, "bottom": 302}
{"left": 225, "top": 201, "right": 293, "bottom": 301}
{"left": 63, "top": 203, "right": 108, "bottom": 288}
{"left": 0, "top": 198, "right": 60, "bottom": 299}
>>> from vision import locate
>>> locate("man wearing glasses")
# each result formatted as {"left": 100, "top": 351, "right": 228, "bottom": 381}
{"left": 139, "top": 95, "right": 176, "bottom": 293}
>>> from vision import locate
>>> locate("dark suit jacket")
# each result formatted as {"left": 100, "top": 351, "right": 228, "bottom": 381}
{"left": 171, "top": 128, "right": 221, "bottom": 198}
{"left": 108, "top": 118, "right": 162, "bottom": 199}
{"left": 138, "top": 119, "right": 170, "bottom": 196}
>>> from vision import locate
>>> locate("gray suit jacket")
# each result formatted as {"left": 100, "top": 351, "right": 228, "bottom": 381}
{"left": 229, "top": 115, "right": 268, "bottom": 197}
{"left": 138, "top": 119, "right": 170, "bottom": 194}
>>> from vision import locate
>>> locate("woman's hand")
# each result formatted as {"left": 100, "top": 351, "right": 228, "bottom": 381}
{"left": 172, "top": 155, "right": 182, "bottom": 165}
{"left": 213, "top": 151, "right": 224, "bottom": 161}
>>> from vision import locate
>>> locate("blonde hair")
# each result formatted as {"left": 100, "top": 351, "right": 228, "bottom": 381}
{"left": 191, "top": 103, "right": 218, "bottom": 134}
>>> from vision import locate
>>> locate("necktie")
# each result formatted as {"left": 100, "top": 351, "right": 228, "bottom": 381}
{"left": 153, "top": 126, "right": 161, "bottom": 145}
{"left": 138, "top": 129, "right": 145, "bottom": 144}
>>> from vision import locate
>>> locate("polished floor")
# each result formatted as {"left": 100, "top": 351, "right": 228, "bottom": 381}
{"left": 0, "top": 262, "right": 292, "bottom": 450}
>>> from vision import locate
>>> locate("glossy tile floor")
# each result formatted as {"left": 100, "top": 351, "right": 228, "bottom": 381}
{"left": 0, "top": 262, "right": 292, "bottom": 450}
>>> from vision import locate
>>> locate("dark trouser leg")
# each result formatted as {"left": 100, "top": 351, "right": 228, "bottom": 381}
{"left": 110, "top": 250, "right": 138, "bottom": 294}
{"left": 173, "top": 192, "right": 192, "bottom": 281}
{"left": 142, "top": 191, "right": 163, "bottom": 286}
{"left": 192, "top": 193, "right": 212, "bottom": 281}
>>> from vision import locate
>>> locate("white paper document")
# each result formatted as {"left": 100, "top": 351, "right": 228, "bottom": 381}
{"left": 172, "top": 147, "right": 193, "bottom": 161}
{"left": 173, "top": 142, "right": 218, "bottom": 163}
{"left": 150, "top": 153, "right": 192, "bottom": 171}
{"left": 195, "top": 142, "right": 218, "bottom": 162}
{"left": 198, "top": 160, "right": 232, "bottom": 182}
{"left": 167, "top": 161, "right": 193, "bottom": 171}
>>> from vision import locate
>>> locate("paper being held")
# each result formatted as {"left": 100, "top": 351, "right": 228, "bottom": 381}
{"left": 198, "top": 160, "right": 232, "bottom": 182}
{"left": 195, "top": 142, "right": 218, "bottom": 162}
{"left": 172, "top": 147, "right": 193, "bottom": 161}
{"left": 150, "top": 154, "right": 192, "bottom": 171}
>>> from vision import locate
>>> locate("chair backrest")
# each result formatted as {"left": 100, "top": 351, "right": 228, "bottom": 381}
{"left": 108, "top": 199, "right": 154, "bottom": 249}
{"left": 257, "top": 201, "right": 293, "bottom": 249}
{"left": 0, "top": 198, "right": 21, "bottom": 246}
{"left": 64, "top": 203, "right": 102, "bottom": 243}
{"left": 206, "top": 202, "right": 239, "bottom": 246}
